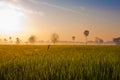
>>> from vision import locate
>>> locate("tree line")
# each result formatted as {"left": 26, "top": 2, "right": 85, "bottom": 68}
{"left": 0, "top": 30, "right": 120, "bottom": 45}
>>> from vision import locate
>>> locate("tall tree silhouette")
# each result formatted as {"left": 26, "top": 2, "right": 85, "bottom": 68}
{"left": 72, "top": 36, "right": 75, "bottom": 43}
{"left": 51, "top": 33, "right": 59, "bottom": 44}
{"left": 16, "top": 37, "right": 20, "bottom": 44}
{"left": 9, "top": 37, "right": 12, "bottom": 43}
{"left": 84, "top": 30, "right": 89, "bottom": 45}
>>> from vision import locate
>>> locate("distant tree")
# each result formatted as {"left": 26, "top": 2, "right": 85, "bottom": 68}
{"left": 9, "top": 37, "right": 12, "bottom": 43}
{"left": 4, "top": 38, "right": 7, "bottom": 43}
{"left": 28, "top": 35, "right": 36, "bottom": 44}
{"left": 113, "top": 37, "right": 120, "bottom": 45}
{"left": 84, "top": 30, "right": 89, "bottom": 45}
{"left": 9, "top": 37, "right": 12, "bottom": 40}
{"left": 51, "top": 33, "right": 59, "bottom": 44}
{"left": 95, "top": 37, "right": 104, "bottom": 45}
{"left": 72, "top": 36, "right": 75, "bottom": 42}
{"left": 16, "top": 37, "right": 20, "bottom": 44}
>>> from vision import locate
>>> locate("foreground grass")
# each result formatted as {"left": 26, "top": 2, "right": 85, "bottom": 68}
{"left": 0, "top": 45, "right": 119, "bottom": 80}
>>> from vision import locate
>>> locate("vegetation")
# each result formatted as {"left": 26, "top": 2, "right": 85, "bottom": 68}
{"left": 16, "top": 37, "right": 21, "bottom": 44}
{"left": 0, "top": 45, "right": 119, "bottom": 80}
{"left": 95, "top": 37, "right": 104, "bottom": 45}
{"left": 113, "top": 37, "right": 120, "bottom": 45}
{"left": 51, "top": 33, "right": 59, "bottom": 44}
{"left": 72, "top": 36, "right": 76, "bottom": 42}
{"left": 84, "top": 30, "right": 90, "bottom": 45}
{"left": 28, "top": 35, "right": 36, "bottom": 44}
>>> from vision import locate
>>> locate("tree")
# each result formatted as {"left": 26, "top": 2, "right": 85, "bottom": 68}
{"left": 16, "top": 37, "right": 20, "bottom": 44}
{"left": 28, "top": 35, "right": 36, "bottom": 44}
{"left": 9, "top": 37, "right": 12, "bottom": 40}
{"left": 9, "top": 37, "right": 12, "bottom": 43}
{"left": 113, "top": 37, "right": 120, "bottom": 45}
{"left": 84, "top": 30, "right": 89, "bottom": 45}
{"left": 51, "top": 33, "right": 59, "bottom": 44}
{"left": 72, "top": 36, "right": 75, "bottom": 42}
{"left": 95, "top": 37, "right": 104, "bottom": 45}
{"left": 4, "top": 38, "right": 7, "bottom": 43}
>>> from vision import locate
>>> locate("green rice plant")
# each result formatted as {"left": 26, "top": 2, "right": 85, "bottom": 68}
{"left": 0, "top": 45, "right": 119, "bottom": 80}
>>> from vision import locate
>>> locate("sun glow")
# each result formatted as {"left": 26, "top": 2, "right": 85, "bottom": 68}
{"left": 0, "top": 2, "right": 26, "bottom": 35}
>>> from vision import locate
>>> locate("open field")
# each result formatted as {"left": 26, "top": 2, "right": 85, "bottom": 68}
{"left": 0, "top": 45, "right": 120, "bottom": 80}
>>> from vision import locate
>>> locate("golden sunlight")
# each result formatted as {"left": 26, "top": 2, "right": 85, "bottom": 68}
{"left": 0, "top": 2, "right": 26, "bottom": 35}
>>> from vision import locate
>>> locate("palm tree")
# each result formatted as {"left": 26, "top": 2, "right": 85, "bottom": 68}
{"left": 9, "top": 37, "right": 12, "bottom": 43}
{"left": 16, "top": 37, "right": 20, "bottom": 44}
{"left": 72, "top": 36, "right": 75, "bottom": 43}
{"left": 84, "top": 30, "right": 89, "bottom": 45}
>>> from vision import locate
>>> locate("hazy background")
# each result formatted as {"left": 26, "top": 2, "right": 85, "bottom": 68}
{"left": 0, "top": 0, "right": 120, "bottom": 42}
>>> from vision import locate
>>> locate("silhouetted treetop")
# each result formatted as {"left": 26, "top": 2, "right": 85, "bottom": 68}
{"left": 28, "top": 35, "right": 36, "bottom": 44}
{"left": 51, "top": 33, "right": 59, "bottom": 44}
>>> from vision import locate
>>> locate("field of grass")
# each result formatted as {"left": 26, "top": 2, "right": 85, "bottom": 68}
{"left": 0, "top": 45, "right": 119, "bottom": 80}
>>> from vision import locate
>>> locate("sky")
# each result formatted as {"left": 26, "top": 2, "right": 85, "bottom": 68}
{"left": 0, "top": 0, "right": 120, "bottom": 42}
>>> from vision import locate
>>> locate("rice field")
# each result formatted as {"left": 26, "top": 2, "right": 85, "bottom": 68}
{"left": 0, "top": 45, "right": 120, "bottom": 80}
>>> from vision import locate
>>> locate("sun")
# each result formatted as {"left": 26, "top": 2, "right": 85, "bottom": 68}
{"left": 0, "top": 2, "right": 26, "bottom": 35}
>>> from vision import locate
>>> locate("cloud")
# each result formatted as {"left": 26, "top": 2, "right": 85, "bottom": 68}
{"left": 0, "top": 0, "right": 45, "bottom": 16}
{"left": 22, "top": 8, "right": 45, "bottom": 16}
{"left": 0, "top": 0, "right": 17, "bottom": 2}
{"left": 41, "top": 2, "right": 85, "bottom": 15}
{"left": 0, "top": 0, "right": 87, "bottom": 16}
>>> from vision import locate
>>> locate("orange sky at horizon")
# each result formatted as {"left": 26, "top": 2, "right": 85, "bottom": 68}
{"left": 0, "top": 0, "right": 120, "bottom": 42}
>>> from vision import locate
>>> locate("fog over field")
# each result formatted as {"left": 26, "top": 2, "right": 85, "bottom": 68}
{"left": 0, "top": 0, "right": 120, "bottom": 80}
